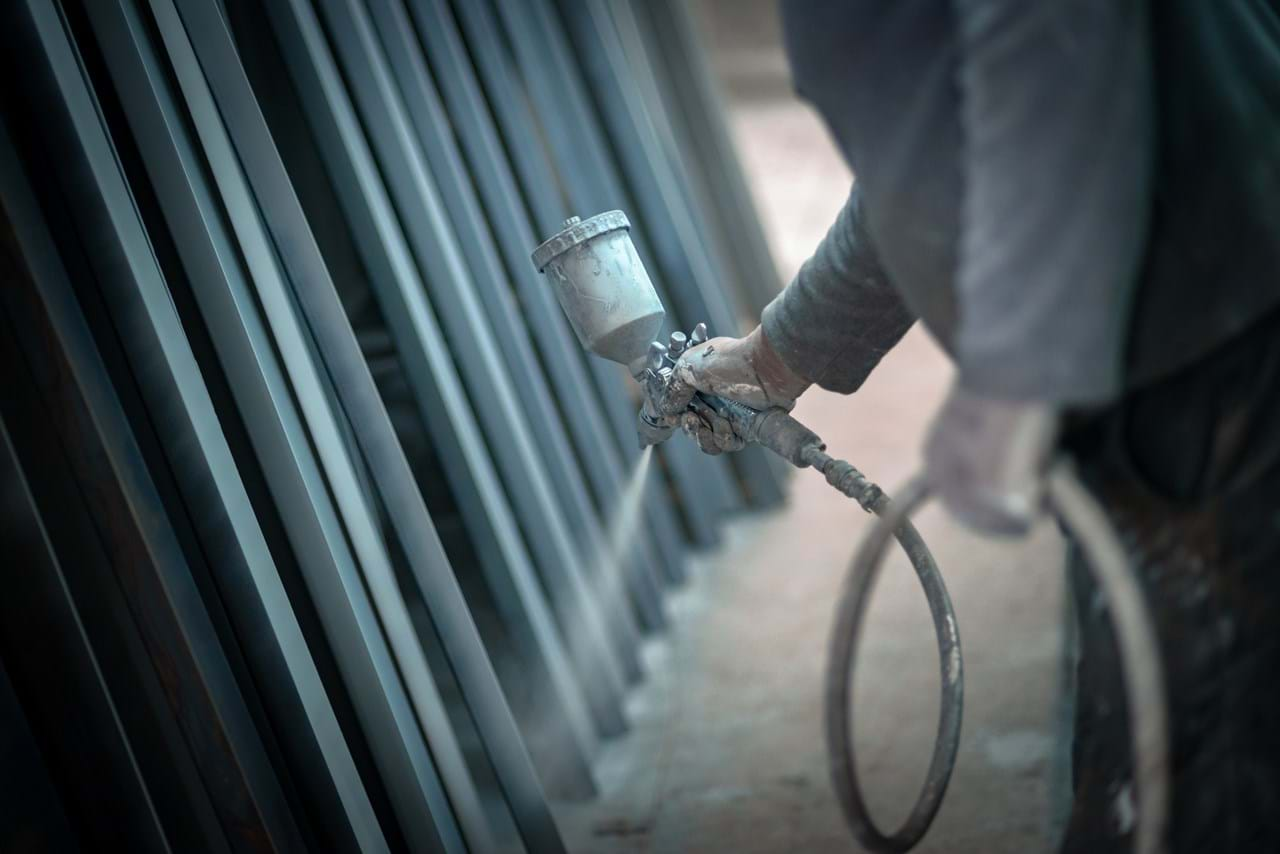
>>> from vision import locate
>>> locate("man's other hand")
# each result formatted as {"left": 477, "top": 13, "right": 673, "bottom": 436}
{"left": 924, "top": 385, "right": 1058, "bottom": 536}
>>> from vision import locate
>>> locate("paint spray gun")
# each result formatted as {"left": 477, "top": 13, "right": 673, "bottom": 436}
{"left": 530, "top": 211, "right": 882, "bottom": 506}
{"left": 532, "top": 212, "right": 1168, "bottom": 854}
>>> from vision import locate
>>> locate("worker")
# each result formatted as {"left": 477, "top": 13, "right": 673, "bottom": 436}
{"left": 674, "top": 2, "right": 1280, "bottom": 851}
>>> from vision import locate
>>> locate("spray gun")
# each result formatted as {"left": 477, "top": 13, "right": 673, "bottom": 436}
{"left": 531, "top": 211, "right": 882, "bottom": 507}
{"left": 532, "top": 212, "right": 1169, "bottom": 854}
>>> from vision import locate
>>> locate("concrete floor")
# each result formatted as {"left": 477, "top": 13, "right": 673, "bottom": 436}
{"left": 555, "top": 12, "right": 1076, "bottom": 852}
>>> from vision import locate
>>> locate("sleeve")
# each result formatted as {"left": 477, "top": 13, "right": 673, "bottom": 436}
{"left": 951, "top": 0, "right": 1154, "bottom": 404}
{"left": 761, "top": 184, "right": 916, "bottom": 394}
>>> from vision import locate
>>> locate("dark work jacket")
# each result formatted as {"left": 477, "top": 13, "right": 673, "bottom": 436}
{"left": 763, "top": 0, "right": 1280, "bottom": 405}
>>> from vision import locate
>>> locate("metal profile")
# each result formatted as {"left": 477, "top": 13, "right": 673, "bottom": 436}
{"left": 254, "top": 0, "right": 631, "bottom": 750}
{"left": 626, "top": 0, "right": 784, "bottom": 319}
{"left": 0, "top": 34, "right": 303, "bottom": 845}
{"left": 403, "top": 0, "right": 689, "bottom": 584}
{"left": 330, "top": 0, "right": 657, "bottom": 653}
{"left": 365, "top": 0, "right": 666, "bottom": 633}
{"left": 166, "top": 0, "right": 569, "bottom": 847}
{"left": 140, "top": 0, "right": 498, "bottom": 847}
{"left": 549, "top": 0, "right": 787, "bottom": 510}
{"left": 0, "top": 0, "right": 791, "bottom": 847}
{"left": 450, "top": 0, "right": 739, "bottom": 546}
{"left": 79, "top": 0, "right": 506, "bottom": 847}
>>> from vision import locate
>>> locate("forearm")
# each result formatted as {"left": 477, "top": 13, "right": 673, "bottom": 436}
{"left": 761, "top": 185, "right": 915, "bottom": 394}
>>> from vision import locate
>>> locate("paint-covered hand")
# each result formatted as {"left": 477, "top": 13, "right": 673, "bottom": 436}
{"left": 673, "top": 325, "right": 811, "bottom": 455}
{"left": 924, "top": 385, "right": 1059, "bottom": 536}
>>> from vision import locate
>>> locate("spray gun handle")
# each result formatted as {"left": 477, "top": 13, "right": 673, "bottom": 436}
{"left": 694, "top": 395, "right": 825, "bottom": 467}
{"left": 639, "top": 327, "right": 827, "bottom": 467}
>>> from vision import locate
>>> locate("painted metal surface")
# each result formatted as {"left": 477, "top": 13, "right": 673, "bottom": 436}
{"left": 0, "top": 52, "right": 302, "bottom": 848}
{"left": 406, "top": 0, "right": 689, "bottom": 585}
{"left": 626, "top": 0, "right": 784, "bottom": 319}
{"left": 166, "top": 0, "right": 568, "bottom": 847}
{"left": 0, "top": 0, "right": 786, "bottom": 848}
{"left": 361, "top": 0, "right": 664, "bottom": 639}
{"left": 80, "top": 1, "right": 470, "bottom": 847}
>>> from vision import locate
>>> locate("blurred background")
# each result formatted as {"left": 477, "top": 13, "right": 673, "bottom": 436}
{"left": 0, "top": 0, "right": 1071, "bottom": 851}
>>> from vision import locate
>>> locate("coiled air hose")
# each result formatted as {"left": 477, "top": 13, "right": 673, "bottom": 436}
{"left": 813, "top": 454, "right": 1169, "bottom": 854}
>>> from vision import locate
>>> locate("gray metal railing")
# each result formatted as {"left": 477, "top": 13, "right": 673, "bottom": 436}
{"left": 0, "top": 0, "right": 785, "bottom": 849}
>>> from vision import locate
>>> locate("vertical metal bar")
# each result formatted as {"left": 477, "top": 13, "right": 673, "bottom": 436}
{"left": 449, "top": 0, "right": 734, "bottom": 547}
{"left": 142, "top": 1, "right": 493, "bottom": 847}
{"left": 167, "top": 0, "right": 568, "bottom": 848}
{"left": 255, "top": 0, "right": 631, "bottom": 744}
{"left": 78, "top": 1, "right": 478, "bottom": 849}
{"left": 305, "top": 0, "right": 641, "bottom": 682}
{"left": 611, "top": 0, "right": 795, "bottom": 498}
{"left": 0, "top": 271, "right": 209, "bottom": 854}
{"left": 543, "top": 0, "right": 738, "bottom": 341}
{"left": 0, "top": 22, "right": 303, "bottom": 843}
{"left": 491, "top": 0, "right": 759, "bottom": 517}
{"left": 0, "top": 265, "right": 170, "bottom": 854}
{"left": 604, "top": 0, "right": 737, "bottom": 311}
{"left": 605, "top": 0, "right": 755, "bottom": 328}
{"left": 50, "top": 5, "right": 396, "bottom": 849}
{"left": 364, "top": 0, "right": 667, "bottom": 635}
{"left": 305, "top": 0, "right": 645, "bottom": 681}
{"left": 609, "top": 0, "right": 760, "bottom": 323}
{"left": 610, "top": 0, "right": 794, "bottom": 496}
{"left": 438, "top": 0, "right": 651, "bottom": 459}
{"left": 400, "top": 0, "right": 688, "bottom": 586}
{"left": 628, "top": 0, "right": 785, "bottom": 318}
{"left": 222, "top": 0, "right": 603, "bottom": 797}
{"left": 550, "top": 0, "right": 786, "bottom": 509}
{"left": 0, "top": 154, "right": 235, "bottom": 854}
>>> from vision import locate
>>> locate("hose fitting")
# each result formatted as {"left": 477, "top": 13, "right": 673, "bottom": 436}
{"left": 800, "top": 446, "right": 884, "bottom": 512}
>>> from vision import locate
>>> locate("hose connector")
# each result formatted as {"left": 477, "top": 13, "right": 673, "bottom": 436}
{"left": 800, "top": 446, "right": 884, "bottom": 512}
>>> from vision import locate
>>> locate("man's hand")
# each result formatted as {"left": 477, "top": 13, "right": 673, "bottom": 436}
{"left": 673, "top": 325, "right": 811, "bottom": 455}
{"left": 924, "top": 385, "right": 1059, "bottom": 536}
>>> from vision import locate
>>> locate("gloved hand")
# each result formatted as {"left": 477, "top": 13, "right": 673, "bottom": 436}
{"left": 673, "top": 324, "right": 812, "bottom": 455}
{"left": 924, "top": 385, "right": 1059, "bottom": 536}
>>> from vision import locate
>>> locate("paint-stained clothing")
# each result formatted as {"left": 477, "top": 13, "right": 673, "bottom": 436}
{"left": 765, "top": 3, "right": 1280, "bottom": 852}
{"left": 763, "top": 0, "right": 1280, "bottom": 404}
{"left": 1061, "top": 306, "right": 1280, "bottom": 853}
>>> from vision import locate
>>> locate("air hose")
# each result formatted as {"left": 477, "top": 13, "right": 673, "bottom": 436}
{"left": 821, "top": 459, "right": 1169, "bottom": 854}
{"left": 652, "top": 383, "right": 1168, "bottom": 853}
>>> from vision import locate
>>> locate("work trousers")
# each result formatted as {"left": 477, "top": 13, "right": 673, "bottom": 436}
{"left": 1059, "top": 308, "right": 1280, "bottom": 853}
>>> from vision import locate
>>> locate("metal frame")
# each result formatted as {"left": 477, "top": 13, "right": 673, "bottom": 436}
{"left": 626, "top": 0, "right": 785, "bottom": 319}
{"left": 364, "top": 0, "right": 666, "bottom": 634}
{"left": 0, "top": 0, "right": 787, "bottom": 847}
{"left": 404, "top": 0, "right": 690, "bottom": 583}
{"left": 449, "top": 0, "right": 741, "bottom": 546}
{"left": 547, "top": 0, "right": 787, "bottom": 508}
{"left": 0, "top": 52, "right": 302, "bottom": 847}
{"left": 165, "top": 0, "right": 568, "bottom": 847}
{"left": 247, "top": 0, "right": 629, "bottom": 765}
{"left": 79, "top": 0, "right": 500, "bottom": 847}
{"left": 279, "top": 0, "right": 641, "bottom": 697}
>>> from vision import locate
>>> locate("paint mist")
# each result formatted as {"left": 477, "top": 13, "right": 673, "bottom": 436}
{"left": 610, "top": 446, "right": 654, "bottom": 565}
{"left": 594, "top": 446, "right": 655, "bottom": 606}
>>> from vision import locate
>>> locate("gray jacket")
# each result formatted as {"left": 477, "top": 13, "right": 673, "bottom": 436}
{"left": 765, "top": 0, "right": 1280, "bottom": 405}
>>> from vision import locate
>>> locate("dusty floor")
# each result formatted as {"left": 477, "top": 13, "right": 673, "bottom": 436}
{"left": 556, "top": 12, "right": 1076, "bottom": 852}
